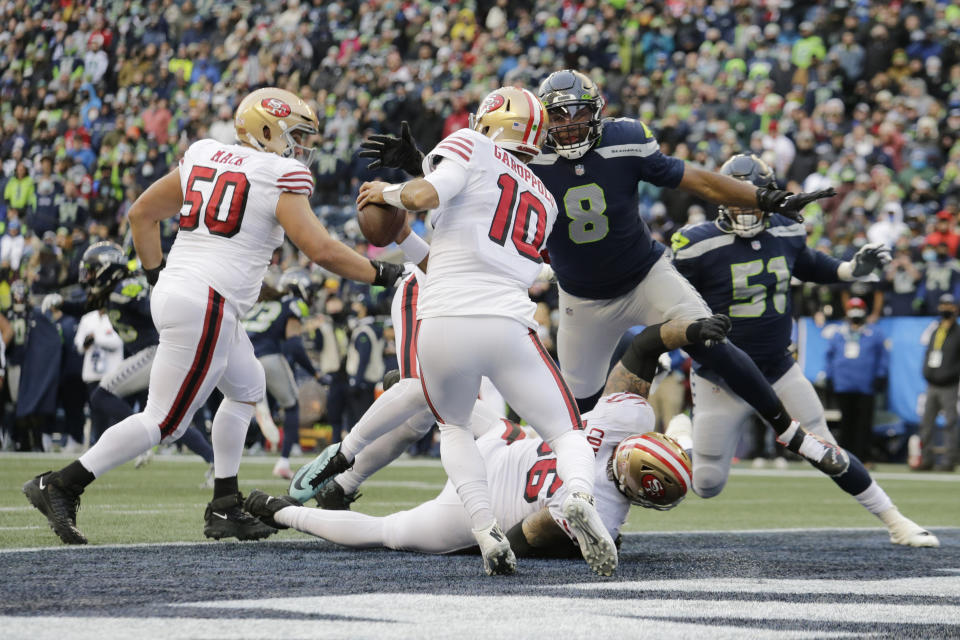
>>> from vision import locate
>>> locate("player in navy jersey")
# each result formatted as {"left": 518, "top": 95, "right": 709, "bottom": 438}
{"left": 358, "top": 70, "right": 846, "bottom": 479}
{"left": 79, "top": 242, "right": 214, "bottom": 469}
{"left": 243, "top": 267, "right": 322, "bottom": 479}
{"left": 671, "top": 153, "right": 937, "bottom": 547}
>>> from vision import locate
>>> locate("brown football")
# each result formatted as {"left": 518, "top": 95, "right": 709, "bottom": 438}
{"left": 358, "top": 202, "right": 405, "bottom": 247}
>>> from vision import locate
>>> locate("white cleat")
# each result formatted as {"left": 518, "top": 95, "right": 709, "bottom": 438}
{"left": 562, "top": 491, "right": 618, "bottom": 577}
{"left": 888, "top": 516, "right": 940, "bottom": 548}
{"left": 134, "top": 447, "right": 155, "bottom": 469}
{"left": 472, "top": 520, "right": 516, "bottom": 576}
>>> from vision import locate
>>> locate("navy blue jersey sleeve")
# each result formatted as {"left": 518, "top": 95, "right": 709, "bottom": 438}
{"left": 794, "top": 247, "right": 842, "bottom": 284}
{"left": 606, "top": 119, "right": 685, "bottom": 189}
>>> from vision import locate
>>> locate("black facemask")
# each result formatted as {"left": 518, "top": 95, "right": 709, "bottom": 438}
{"left": 940, "top": 309, "right": 956, "bottom": 319}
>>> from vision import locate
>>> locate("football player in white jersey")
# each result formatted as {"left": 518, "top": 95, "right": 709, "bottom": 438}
{"left": 346, "top": 87, "right": 622, "bottom": 577}
{"left": 288, "top": 265, "right": 505, "bottom": 510}
{"left": 23, "top": 87, "right": 404, "bottom": 545}
{"left": 243, "top": 318, "right": 706, "bottom": 560}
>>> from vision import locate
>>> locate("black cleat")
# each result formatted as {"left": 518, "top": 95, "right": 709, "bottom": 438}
{"left": 23, "top": 472, "right": 87, "bottom": 545}
{"left": 315, "top": 480, "right": 361, "bottom": 510}
{"left": 203, "top": 493, "right": 277, "bottom": 541}
{"left": 243, "top": 490, "right": 300, "bottom": 529}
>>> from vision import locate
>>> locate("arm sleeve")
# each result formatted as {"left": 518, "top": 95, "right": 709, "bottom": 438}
{"left": 624, "top": 120, "right": 685, "bottom": 188}
{"left": 275, "top": 158, "right": 315, "bottom": 197}
{"left": 794, "top": 247, "right": 843, "bottom": 284}
{"left": 422, "top": 158, "right": 468, "bottom": 208}
{"left": 283, "top": 334, "right": 318, "bottom": 377}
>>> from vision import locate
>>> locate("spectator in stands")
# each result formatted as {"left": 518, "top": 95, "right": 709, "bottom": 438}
{"left": 884, "top": 239, "right": 924, "bottom": 316}
{"left": 915, "top": 242, "right": 960, "bottom": 314}
{"left": 925, "top": 211, "right": 960, "bottom": 257}
{"left": 824, "top": 298, "right": 890, "bottom": 467}
{"left": 918, "top": 294, "right": 960, "bottom": 472}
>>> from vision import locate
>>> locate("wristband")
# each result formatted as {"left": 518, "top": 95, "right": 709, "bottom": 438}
{"left": 382, "top": 183, "right": 407, "bottom": 209}
{"left": 144, "top": 258, "right": 166, "bottom": 286}
{"left": 837, "top": 261, "right": 855, "bottom": 281}
{"left": 398, "top": 231, "right": 430, "bottom": 264}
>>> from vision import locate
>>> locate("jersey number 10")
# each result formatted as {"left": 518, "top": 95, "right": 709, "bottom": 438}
{"left": 488, "top": 173, "right": 547, "bottom": 263}
{"left": 180, "top": 166, "right": 250, "bottom": 238}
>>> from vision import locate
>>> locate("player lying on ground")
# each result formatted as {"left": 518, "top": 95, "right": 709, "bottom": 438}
{"left": 359, "top": 71, "right": 851, "bottom": 490}
{"left": 670, "top": 153, "right": 937, "bottom": 547}
{"left": 22, "top": 87, "right": 404, "bottom": 545}
{"left": 245, "top": 317, "right": 726, "bottom": 559}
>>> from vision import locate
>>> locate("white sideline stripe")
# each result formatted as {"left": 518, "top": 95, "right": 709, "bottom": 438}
{"left": 730, "top": 468, "right": 960, "bottom": 483}
{"left": 0, "top": 526, "right": 41, "bottom": 530}
{"left": 0, "top": 452, "right": 445, "bottom": 469}
{"left": 2, "top": 527, "right": 956, "bottom": 554}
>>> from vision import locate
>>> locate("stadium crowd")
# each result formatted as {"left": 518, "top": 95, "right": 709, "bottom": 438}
{"left": 1, "top": 0, "right": 959, "bottom": 463}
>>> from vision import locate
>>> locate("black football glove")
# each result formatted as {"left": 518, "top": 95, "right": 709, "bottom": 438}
{"left": 850, "top": 242, "right": 892, "bottom": 277}
{"left": 755, "top": 185, "right": 836, "bottom": 222}
{"left": 359, "top": 121, "right": 425, "bottom": 177}
{"left": 686, "top": 314, "right": 732, "bottom": 346}
{"left": 370, "top": 259, "right": 404, "bottom": 288}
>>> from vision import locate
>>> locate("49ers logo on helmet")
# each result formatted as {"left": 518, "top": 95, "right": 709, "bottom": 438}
{"left": 478, "top": 93, "right": 505, "bottom": 118}
{"left": 641, "top": 474, "right": 665, "bottom": 499}
{"left": 261, "top": 98, "right": 292, "bottom": 118}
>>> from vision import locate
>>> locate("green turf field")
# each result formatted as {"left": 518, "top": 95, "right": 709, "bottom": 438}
{"left": 1, "top": 453, "right": 957, "bottom": 548}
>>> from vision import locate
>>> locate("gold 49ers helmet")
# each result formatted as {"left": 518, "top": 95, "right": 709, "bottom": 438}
{"left": 609, "top": 432, "right": 692, "bottom": 511}
{"left": 469, "top": 87, "right": 549, "bottom": 158}
{"left": 235, "top": 87, "right": 320, "bottom": 166}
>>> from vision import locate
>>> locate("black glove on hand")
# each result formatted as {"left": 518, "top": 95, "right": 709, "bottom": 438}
{"left": 851, "top": 242, "right": 892, "bottom": 277}
{"left": 686, "top": 314, "right": 732, "bottom": 346}
{"left": 370, "top": 259, "right": 404, "bottom": 287}
{"left": 359, "top": 121, "right": 425, "bottom": 176}
{"left": 755, "top": 185, "right": 836, "bottom": 221}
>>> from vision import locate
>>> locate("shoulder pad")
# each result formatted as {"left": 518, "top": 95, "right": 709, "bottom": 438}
{"left": 601, "top": 117, "right": 657, "bottom": 144}
{"left": 119, "top": 279, "right": 145, "bottom": 298}
{"left": 671, "top": 222, "right": 720, "bottom": 251}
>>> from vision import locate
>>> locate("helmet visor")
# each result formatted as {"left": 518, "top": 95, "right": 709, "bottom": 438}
{"left": 546, "top": 102, "right": 595, "bottom": 147}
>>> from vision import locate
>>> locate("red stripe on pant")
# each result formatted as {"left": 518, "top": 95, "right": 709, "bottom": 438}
{"left": 400, "top": 277, "right": 419, "bottom": 379}
{"left": 527, "top": 329, "right": 584, "bottom": 430}
{"left": 415, "top": 320, "right": 444, "bottom": 423}
{"left": 158, "top": 288, "right": 225, "bottom": 438}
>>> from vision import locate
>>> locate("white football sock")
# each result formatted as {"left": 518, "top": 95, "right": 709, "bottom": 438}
{"left": 337, "top": 409, "right": 434, "bottom": 494}
{"left": 340, "top": 378, "right": 429, "bottom": 461}
{"left": 276, "top": 505, "right": 385, "bottom": 548}
{"left": 855, "top": 481, "right": 895, "bottom": 517}
{"left": 549, "top": 430, "right": 595, "bottom": 496}
{"left": 211, "top": 399, "right": 255, "bottom": 479}
{"left": 79, "top": 413, "right": 161, "bottom": 477}
{"left": 439, "top": 423, "right": 494, "bottom": 529}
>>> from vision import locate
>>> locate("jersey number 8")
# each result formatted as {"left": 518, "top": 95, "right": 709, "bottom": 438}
{"left": 180, "top": 166, "right": 250, "bottom": 238}
{"left": 563, "top": 183, "right": 608, "bottom": 244}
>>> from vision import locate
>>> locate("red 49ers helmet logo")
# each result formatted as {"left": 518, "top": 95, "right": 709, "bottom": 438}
{"left": 641, "top": 474, "right": 665, "bottom": 498}
{"left": 261, "top": 98, "right": 292, "bottom": 118}
{"left": 478, "top": 93, "right": 505, "bottom": 118}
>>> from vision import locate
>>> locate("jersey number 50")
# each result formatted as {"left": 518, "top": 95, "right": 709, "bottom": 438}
{"left": 180, "top": 166, "right": 250, "bottom": 238}
{"left": 488, "top": 173, "right": 547, "bottom": 263}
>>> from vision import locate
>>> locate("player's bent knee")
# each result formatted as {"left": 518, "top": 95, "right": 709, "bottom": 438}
{"left": 693, "top": 467, "right": 728, "bottom": 499}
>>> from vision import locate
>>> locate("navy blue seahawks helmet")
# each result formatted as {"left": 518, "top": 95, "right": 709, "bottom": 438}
{"left": 717, "top": 154, "right": 776, "bottom": 238}
{"left": 537, "top": 69, "right": 605, "bottom": 160}
{"left": 80, "top": 241, "right": 127, "bottom": 296}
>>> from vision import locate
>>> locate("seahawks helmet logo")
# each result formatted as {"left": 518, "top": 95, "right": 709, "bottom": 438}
{"left": 261, "top": 98, "right": 292, "bottom": 118}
